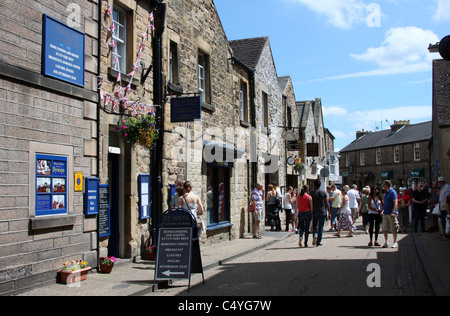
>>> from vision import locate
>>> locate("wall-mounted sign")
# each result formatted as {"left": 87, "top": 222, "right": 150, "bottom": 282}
{"left": 306, "top": 143, "right": 319, "bottom": 157}
{"left": 85, "top": 178, "right": 99, "bottom": 215}
{"left": 74, "top": 172, "right": 83, "bottom": 192}
{"left": 99, "top": 185, "right": 110, "bottom": 238}
{"left": 42, "top": 14, "right": 85, "bottom": 87}
{"left": 138, "top": 174, "right": 151, "bottom": 220}
{"left": 170, "top": 96, "right": 201, "bottom": 123}
{"left": 287, "top": 140, "right": 302, "bottom": 151}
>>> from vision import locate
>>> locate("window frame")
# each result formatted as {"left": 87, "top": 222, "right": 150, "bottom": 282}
{"left": 111, "top": 5, "right": 128, "bottom": 74}
{"left": 394, "top": 145, "right": 400, "bottom": 163}
{"left": 414, "top": 143, "right": 421, "bottom": 161}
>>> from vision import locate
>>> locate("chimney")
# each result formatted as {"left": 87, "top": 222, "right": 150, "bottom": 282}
{"left": 391, "top": 120, "right": 410, "bottom": 133}
{"left": 356, "top": 129, "right": 369, "bottom": 139}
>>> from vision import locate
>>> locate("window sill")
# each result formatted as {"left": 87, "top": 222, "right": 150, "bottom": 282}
{"left": 30, "top": 215, "right": 77, "bottom": 231}
{"left": 206, "top": 222, "right": 233, "bottom": 232}
{"left": 108, "top": 67, "right": 139, "bottom": 86}
{"left": 201, "top": 102, "right": 215, "bottom": 113}
{"left": 240, "top": 120, "right": 250, "bottom": 128}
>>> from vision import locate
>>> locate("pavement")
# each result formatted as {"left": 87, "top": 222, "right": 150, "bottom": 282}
{"left": 18, "top": 216, "right": 450, "bottom": 296}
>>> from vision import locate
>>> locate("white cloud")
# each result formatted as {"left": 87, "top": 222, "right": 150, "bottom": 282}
{"left": 284, "top": 0, "right": 367, "bottom": 29}
{"left": 350, "top": 27, "right": 439, "bottom": 68}
{"left": 432, "top": 0, "right": 450, "bottom": 22}
{"left": 310, "top": 27, "right": 439, "bottom": 82}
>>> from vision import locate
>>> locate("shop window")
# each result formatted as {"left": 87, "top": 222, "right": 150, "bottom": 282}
{"left": 36, "top": 155, "right": 68, "bottom": 216}
{"left": 206, "top": 166, "right": 230, "bottom": 226}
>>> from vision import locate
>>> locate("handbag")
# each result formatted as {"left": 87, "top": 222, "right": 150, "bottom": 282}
{"left": 248, "top": 204, "right": 255, "bottom": 213}
{"left": 432, "top": 204, "right": 441, "bottom": 216}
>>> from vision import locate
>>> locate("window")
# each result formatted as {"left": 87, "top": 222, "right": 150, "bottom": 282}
{"left": 198, "top": 52, "right": 211, "bottom": 104}
{"left": 414, "top": 143, "right": 420, "bottom": 161}
{"left": 111, "top": 6, "right": 127, "bottom": 74}
{"left": 169, "top": 41, "right": 179, "bottom": 84}
{"left": 262, "top": 92, "right": 269, "bottom": 128}
{"left": 376, "top": 148, "right": 381, "bottom": 165}
{"left": 360, "top": 151, "right": 365, "bottom": 166}
{"left": 36, "top": 155, "right": 68, "bottom": 216}
{"left": 240, "top": 81, "right": 248, "bottom": 122}
{"left": 206, "top": 166, "right": 230, "bottom": 226}
{"left": 346, "top": 154, "right": 350, "bottom": 167}
{"left": 394, "top": 146, "right": 400, "bottom": 163}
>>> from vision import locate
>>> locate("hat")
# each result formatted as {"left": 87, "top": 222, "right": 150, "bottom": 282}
{"left": 438, "top": 177, "right": 446, "bottom": 182}
{"left": 401, "top": 187, "right": 407, "bottom": 191}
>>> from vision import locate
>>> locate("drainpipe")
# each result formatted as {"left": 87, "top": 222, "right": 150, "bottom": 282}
{"left": 151, "top": 2, "right": 166, "bottom": 246}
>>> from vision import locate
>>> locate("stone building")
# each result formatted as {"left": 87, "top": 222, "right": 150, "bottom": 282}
{"left": 0, "top": 0, "right": 100, "bottom": 294}
{"left": 431, "top": 59, "right": 450, "bottom": 182}
{"left": 339, "top": 121, "right": 432, "bottom": 189}
{"left": 296, "top": 98, "right": 328, "bottom": 188}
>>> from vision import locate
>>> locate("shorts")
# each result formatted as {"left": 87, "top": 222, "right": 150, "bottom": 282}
{"left": 252, "top": 208, "right": 263, "bottom": 222}
{"left": 383, "top": 214, "right": 399, "bottom": 233}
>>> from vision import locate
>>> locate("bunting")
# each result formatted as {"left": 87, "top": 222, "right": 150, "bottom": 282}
{"left": 100, "top": 5, "right": 157, "bottom": 117}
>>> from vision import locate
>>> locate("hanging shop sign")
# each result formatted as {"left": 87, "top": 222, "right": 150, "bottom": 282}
{"left": 170, "top": 96, "right": 202, "bottom": 123}
{"left": 42, "top": 14, "right": 85, "bottom": 87}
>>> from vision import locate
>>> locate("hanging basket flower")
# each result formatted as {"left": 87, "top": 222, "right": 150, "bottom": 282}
{"left": 294, "top": 162, "right": 305, "bottom": 173}
{"left": 116, "top": 114, "right": 158, "bottom": 150}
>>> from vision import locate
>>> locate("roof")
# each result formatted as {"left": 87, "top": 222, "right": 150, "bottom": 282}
{"left": 340, "top": 121, "right": 432, "bottom": 153}
{"left": 229, "top": 36, "right": 269, "bottom": 70}
{"left": 278, "top": 76, "right": 290, "bottom": 91}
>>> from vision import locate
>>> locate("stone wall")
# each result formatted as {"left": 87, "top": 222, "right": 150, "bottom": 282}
{"left": 0, "top": 0, "right": 99, "bottom": 294}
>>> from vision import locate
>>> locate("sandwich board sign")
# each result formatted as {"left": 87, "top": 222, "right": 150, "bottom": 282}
{"left": 153, "top": 208, "right": 204, "bottom": 292}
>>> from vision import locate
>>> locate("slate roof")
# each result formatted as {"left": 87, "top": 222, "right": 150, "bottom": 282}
{"left": 340, "top": 121, "right": 432, "bottom": 153}
{"left": 229, "top": 36, "right": 269, "bottom": 70}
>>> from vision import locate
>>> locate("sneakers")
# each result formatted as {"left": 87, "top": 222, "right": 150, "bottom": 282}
{"left": 298, "top": 238, "right": 302, "bottom": 248}
{"left": 312, "top": 237, "right": 317, "bottom": 246}
{"left": 382, "top": 242, "right": 398, "bottom": 248}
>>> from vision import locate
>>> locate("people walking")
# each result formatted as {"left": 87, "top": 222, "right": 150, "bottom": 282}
{"left": 334, "top": 187, "right": 355, "bottom": 238}
{"left": 382, "top": 180, "right": 399, "bottom": 248}
{"left": 284, "top": 186, "right": 295, "bottom": 232}
{"left": 398, "top": 187, "right": 411, "bottom": 233}
{"left": 438, "top": 177, "right": 449, "bottom": 239}
{"left": 347, "top": 184, "right": 361, "bottom": 226}
{"left": 267, "top": 184, "right": 281, "bottom": 232}
{"left": 310, "top": 180, "right": 331, "bottom": 246}
{"left": 297, "top": 184, "right": 313, "bottom": 247}
{"left": 360, "top": 186, "right": 370, "bottom": 233}
{"left": 367, "top": 186, "right": 382, "bottom": 247}
{"left": 251, "top": 183, "right": 265, "bottom": 239}
{"left": 329, "top": 185, "right": 341, "bottom": 232}
{"left": 411, "top": 183, "right": 427, "bottom": 233}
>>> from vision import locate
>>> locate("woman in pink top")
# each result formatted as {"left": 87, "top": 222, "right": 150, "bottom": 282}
{"left": 297, "top": 184, "right": 313, "bottom": 247}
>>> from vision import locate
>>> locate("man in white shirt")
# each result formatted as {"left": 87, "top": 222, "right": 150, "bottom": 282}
{"left": 347, "top": 184, "right": 361, "bottom": 224}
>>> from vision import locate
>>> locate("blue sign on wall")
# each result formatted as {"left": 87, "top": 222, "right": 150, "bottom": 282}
{"left": 42, "top": 14, "right": 85, "bottom": 87}
{"left": 85, "top": 178, "right": 99, "bottom": 215}
{"left": 171, "top": 96, "right": 202, "bottom": 123}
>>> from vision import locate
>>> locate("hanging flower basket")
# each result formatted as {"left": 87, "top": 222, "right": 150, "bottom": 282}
{"left": 116, "top": 114, "right": 158, "bottom": 150}
{"left": 294, "top": 162, "right": 305, "bottom": 173}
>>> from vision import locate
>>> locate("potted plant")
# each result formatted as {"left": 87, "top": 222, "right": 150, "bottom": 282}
{"left": 146, "top": 246, "right": 156, "bottom": 260}
{"left": 59, "top": 260, "right": 90, "bottom": 284}
{"left": 99, "top": 256, "right": 117, "bottom": 274}
{"left": 116, "top": 114, "right": 158, "bottom": 150}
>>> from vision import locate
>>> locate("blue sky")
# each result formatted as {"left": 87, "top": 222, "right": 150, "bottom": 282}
{"left": 214, "top": 0, "right": 448, "bottom": 151}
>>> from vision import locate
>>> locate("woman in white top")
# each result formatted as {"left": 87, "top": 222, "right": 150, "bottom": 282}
{"left": 284, "top": 186, "right": 296, "bottom": 232}
{"left": 367, "top": 186, "right": 383, "bottom": 247}
{"left": 178, "top": 181, "right": 206, "bottom": 234}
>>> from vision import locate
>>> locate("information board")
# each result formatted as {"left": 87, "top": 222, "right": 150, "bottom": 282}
{"left": 99, "top": 185, "right": 110, "bottom": 237}
{"left": 138, "top": 174, "right": 150, "bottom": 220}
{"left": 85, "top": 178, "right": 99, "bottom": 215}
{"left": 42, "top": 14, "right": 85, "bottom": 87}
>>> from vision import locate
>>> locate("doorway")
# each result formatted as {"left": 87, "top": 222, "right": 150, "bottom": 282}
{"left": 108, "top": 153, "right": 120, "bottom": 257}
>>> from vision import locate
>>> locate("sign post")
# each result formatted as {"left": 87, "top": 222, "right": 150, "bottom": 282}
{"left": 153, "top": 208, "right": 204, "bottom": 292}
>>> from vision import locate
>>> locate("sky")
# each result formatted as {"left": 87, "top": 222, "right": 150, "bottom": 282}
{"left": 214, "top": 0, "right": 448, "bottom": 151}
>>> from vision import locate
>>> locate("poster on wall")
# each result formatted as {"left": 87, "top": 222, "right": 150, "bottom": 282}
{"left": 42, "top": 14, "right": 85, "bottom": 87}
{"left": 138, "top": 174, "right": 151, "bottom": 220}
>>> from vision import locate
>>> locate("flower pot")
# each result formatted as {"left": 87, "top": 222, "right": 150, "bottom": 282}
{"left": 59, "top": 267, "right": 91, "bottom": 284}
{"left": 99, "top": 263, "right": 114, "bottom": 274}
{"left": 147, "top": 252, "right": 156, "bottom": 260}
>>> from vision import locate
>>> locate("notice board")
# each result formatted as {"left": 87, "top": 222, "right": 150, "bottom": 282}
{"left": 99, "top": 184, "right": 110, "bottom": 238}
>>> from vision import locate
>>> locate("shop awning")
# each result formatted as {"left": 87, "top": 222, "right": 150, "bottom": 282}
{"left": 380, "top": 170, "right": 394, "bottom": 179}
{"left": 410, "top": 169, "right": 425, "bottom": 178}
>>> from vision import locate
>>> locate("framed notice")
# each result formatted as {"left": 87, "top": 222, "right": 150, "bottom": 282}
{"left": 99, "top": 185, "right": 110, "bottom": 238}
{"left": 138, "top": 174, "right": 151, "bottom": 220}
{"left": 85, "top": 178, "right": 99, "bottom": 215}
{"left": 42, "top": 14, "right": 85, "bottom": 87}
